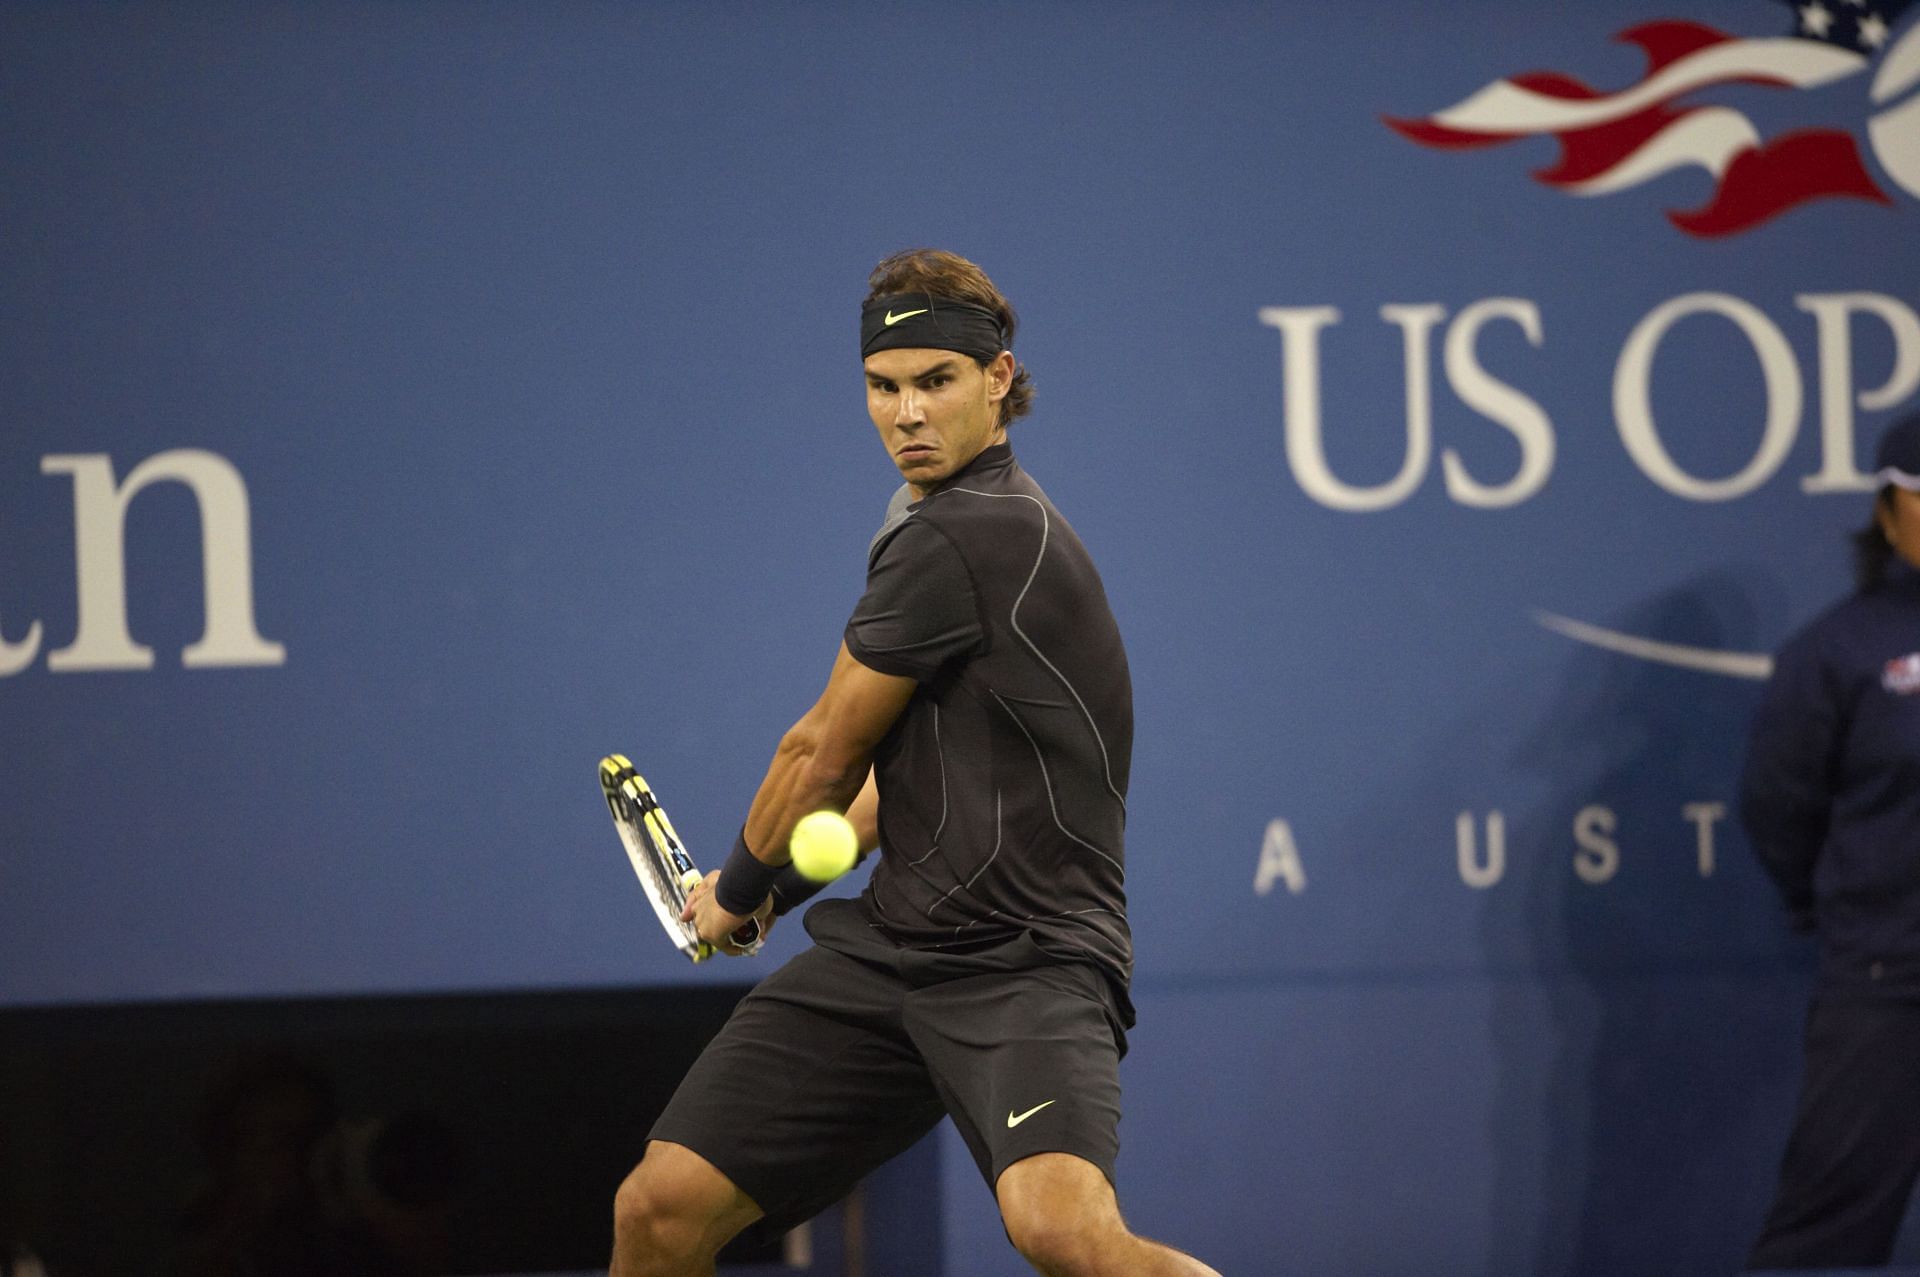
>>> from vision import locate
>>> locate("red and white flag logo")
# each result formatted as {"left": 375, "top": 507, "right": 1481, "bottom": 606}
{"left": 1387, "top": 4, "right": 1920, "bottom": 236}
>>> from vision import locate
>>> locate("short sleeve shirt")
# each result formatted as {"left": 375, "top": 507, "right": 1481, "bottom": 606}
{"left": 813, "top": 444, "right": 1135, "bottom": 1020}
{"left": 845, "top": 519, "right": 983, "bottom": 680}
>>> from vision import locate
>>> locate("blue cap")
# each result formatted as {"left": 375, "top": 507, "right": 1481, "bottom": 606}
{"left": 1874, "top": 412, "right": 1920, "bottom": 490}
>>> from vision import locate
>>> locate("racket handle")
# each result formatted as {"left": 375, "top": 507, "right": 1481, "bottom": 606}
{"left": 680, "top": 870, "right": 763, "bottom": 953}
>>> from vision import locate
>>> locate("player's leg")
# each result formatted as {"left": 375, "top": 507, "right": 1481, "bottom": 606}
{"left": 611, "top": 1140, "right": 761, "bottom": 1277}
{"left": 1746, "top": 996, "right": 1920, "bottom": 1269}
{"left": 613, "top": 942, "right": 945, "bottom": 1274}
{"left": 996, "top": 1152, "right": 1221, "bottom": 1277}
{"left": 906, "top": 960, "right": 1217, "bottom": 1276}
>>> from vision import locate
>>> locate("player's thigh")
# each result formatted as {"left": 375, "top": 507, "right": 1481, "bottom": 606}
{"left": 650, "top": 944, "right": 948, "bottom": 1228}
{"left": 903, "top": 961, "right": 1124, "bottom": 1192}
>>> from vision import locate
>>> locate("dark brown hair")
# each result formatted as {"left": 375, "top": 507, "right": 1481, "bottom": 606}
{"left": 864, "top": 248, "right": 1033, "bottom": 428}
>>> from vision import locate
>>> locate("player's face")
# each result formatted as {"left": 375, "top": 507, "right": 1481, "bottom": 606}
{"left": 1878, "top": 487, "right": 1920, "bottom": 570}
{"left": 864, "top": 348, "right": 1013, "bottom": 495}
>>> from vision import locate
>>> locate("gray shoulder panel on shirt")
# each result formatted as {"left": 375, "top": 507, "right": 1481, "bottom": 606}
{"left": 869, "top": 482, "right": 916, "bottom": 558}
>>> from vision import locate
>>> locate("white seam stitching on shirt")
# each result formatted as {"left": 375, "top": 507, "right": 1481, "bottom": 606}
{"left": 993, "top": 690, "right": 1123, "bottom": 872}
{"left": 905, "top": 706, "right": 948, "bottom": 867}
{"left": 934, "top": 907, "right": 1126, "bottom": 947}
{"left": 929, "top": 789, "right": 1002, "bottom": 920}
{"left": 943, "top": 487, "right": 1127, "bottom": 814}
{"left": 930, "top": 703, "right": 948, "bottom": 843}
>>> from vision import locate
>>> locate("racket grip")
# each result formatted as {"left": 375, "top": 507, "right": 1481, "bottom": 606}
{"left": 690, "top": 924, "right": 758, "bottom": 961}
{"left": 680, "top": 870, "right": 763, "bottom": 951}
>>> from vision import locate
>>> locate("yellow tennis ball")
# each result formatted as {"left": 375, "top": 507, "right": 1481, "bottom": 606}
{"left": 790, "top": 810, "right": 858, "bottom": 883}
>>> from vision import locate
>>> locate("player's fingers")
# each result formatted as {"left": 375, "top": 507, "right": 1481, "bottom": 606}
{"left": 682, "top": 870, "right": 721, "bottom": 922}
{"left": 680, "top": 878, "right": 707, "bottom": 922}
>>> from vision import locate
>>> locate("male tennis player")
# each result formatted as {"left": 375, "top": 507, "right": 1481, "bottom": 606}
{"left": 610, "top": 250, "right": 1218, "bottom": 1277}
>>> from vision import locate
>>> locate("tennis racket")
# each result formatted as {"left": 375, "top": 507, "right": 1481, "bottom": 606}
{"left": 597, "top": 754, "right": 763, "bottom": 963}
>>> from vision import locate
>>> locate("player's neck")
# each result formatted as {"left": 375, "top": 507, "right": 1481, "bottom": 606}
{"left": 912, "top": 435, "right": 1010, "bottom": 500}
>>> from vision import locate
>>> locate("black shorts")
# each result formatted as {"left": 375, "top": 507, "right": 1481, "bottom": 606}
{"left": 649, "top": 933, "right": 1127, "bottom": 1230}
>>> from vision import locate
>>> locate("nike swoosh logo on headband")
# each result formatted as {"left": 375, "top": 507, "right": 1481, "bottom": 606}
{"left": 884, "top": 308, "right": 929, "bottom": 325}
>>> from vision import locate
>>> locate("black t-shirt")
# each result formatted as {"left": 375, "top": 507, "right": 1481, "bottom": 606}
{"left": 806, "top": 443, "right": 1135, "bottom": 1022}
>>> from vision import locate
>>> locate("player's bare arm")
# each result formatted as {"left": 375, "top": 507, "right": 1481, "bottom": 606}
{"left": 684, "top": 643, "right": 911, "bottom": 947}
{"left": 742, "top": 644, "right": 910, "bottom": 854}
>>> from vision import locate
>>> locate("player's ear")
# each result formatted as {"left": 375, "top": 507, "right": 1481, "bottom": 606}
{"left": 984, "top": 350, "right": 1016, "bottom": 403}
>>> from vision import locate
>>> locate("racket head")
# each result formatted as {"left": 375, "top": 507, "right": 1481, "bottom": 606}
{"left": 597, "top": 755, "right": 761, "bottom": 962}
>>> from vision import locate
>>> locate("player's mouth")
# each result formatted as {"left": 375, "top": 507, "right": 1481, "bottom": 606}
{"left": 896, "top": 443, "right": 937, "bottom": 461}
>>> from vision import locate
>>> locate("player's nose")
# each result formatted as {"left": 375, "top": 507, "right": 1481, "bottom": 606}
{"left": 893, "top": 390, "right": 925, "bottom": 426}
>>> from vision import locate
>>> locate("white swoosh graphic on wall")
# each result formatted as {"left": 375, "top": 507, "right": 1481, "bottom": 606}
{"left": 1533, "top": 610, "right": 1774, "bottom": 681}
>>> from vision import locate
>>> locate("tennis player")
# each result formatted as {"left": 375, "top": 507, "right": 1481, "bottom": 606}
{"left": 610, "top": 249, "right": 1218, "bottom": 1277}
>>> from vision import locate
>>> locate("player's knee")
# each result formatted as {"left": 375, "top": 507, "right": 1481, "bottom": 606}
{"left": 611, "top": 1163, "right": 708, "bottom": 1269}
{"left": 612, "top": 1144, "right": 760, "bottom": 1274}
{"left": 1001, "top": 1196, "right": 1110, "bottom": 1275}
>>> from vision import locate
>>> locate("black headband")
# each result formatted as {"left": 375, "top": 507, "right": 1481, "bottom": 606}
{"left": 860, "top": 292, "right": 1007, "bottom": 360}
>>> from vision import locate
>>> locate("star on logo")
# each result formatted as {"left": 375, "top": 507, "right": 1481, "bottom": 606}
{"left": 1781, "top": 0, "right": 1917, "bottom": 54}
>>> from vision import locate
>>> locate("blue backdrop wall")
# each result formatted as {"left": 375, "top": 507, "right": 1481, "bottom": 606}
{"left": 5, "top": 2, "right": 1920, "bottom": 1272}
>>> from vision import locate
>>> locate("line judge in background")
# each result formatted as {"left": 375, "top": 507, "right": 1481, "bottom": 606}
{"left": 609, "top": 250, "right": 1219, "bottom": 1277}
{"left": 1742, "top": 411, "right": 1920, "bottom": 1271}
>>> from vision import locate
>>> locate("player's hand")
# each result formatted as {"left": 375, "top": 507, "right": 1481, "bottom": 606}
{"left": 682, "top": 870, "right": 774, "bottom": 955}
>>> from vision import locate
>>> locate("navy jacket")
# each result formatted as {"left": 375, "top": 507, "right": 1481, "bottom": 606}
{"left": 1741, "top": 566, "right": 1920, "bottom": 995}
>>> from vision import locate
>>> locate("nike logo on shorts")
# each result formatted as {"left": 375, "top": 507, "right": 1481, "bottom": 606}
{"left": 1007, "top": 1100, "right": 1056, "bottom": 1128}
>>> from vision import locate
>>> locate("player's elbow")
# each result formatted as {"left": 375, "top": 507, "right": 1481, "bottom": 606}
{"left": 806, "top": 749, "right": 868, "bottom": 800}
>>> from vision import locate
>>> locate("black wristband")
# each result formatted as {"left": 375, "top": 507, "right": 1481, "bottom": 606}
{"left": 768, "top": 863, "right": 831, "bottom": 917}
{"left": 713, "top": 828, "right": 782, "bottom": 916}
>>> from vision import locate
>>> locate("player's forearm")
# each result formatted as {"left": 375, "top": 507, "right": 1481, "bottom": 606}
{"left": 755, "top": 762, "right": 879, "bottom": 920}
{"left": 733, "top": 643, "right": 910, "bottom": 888}
{"left": 741, "top": 725, "right": 869, "bottom": 865}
